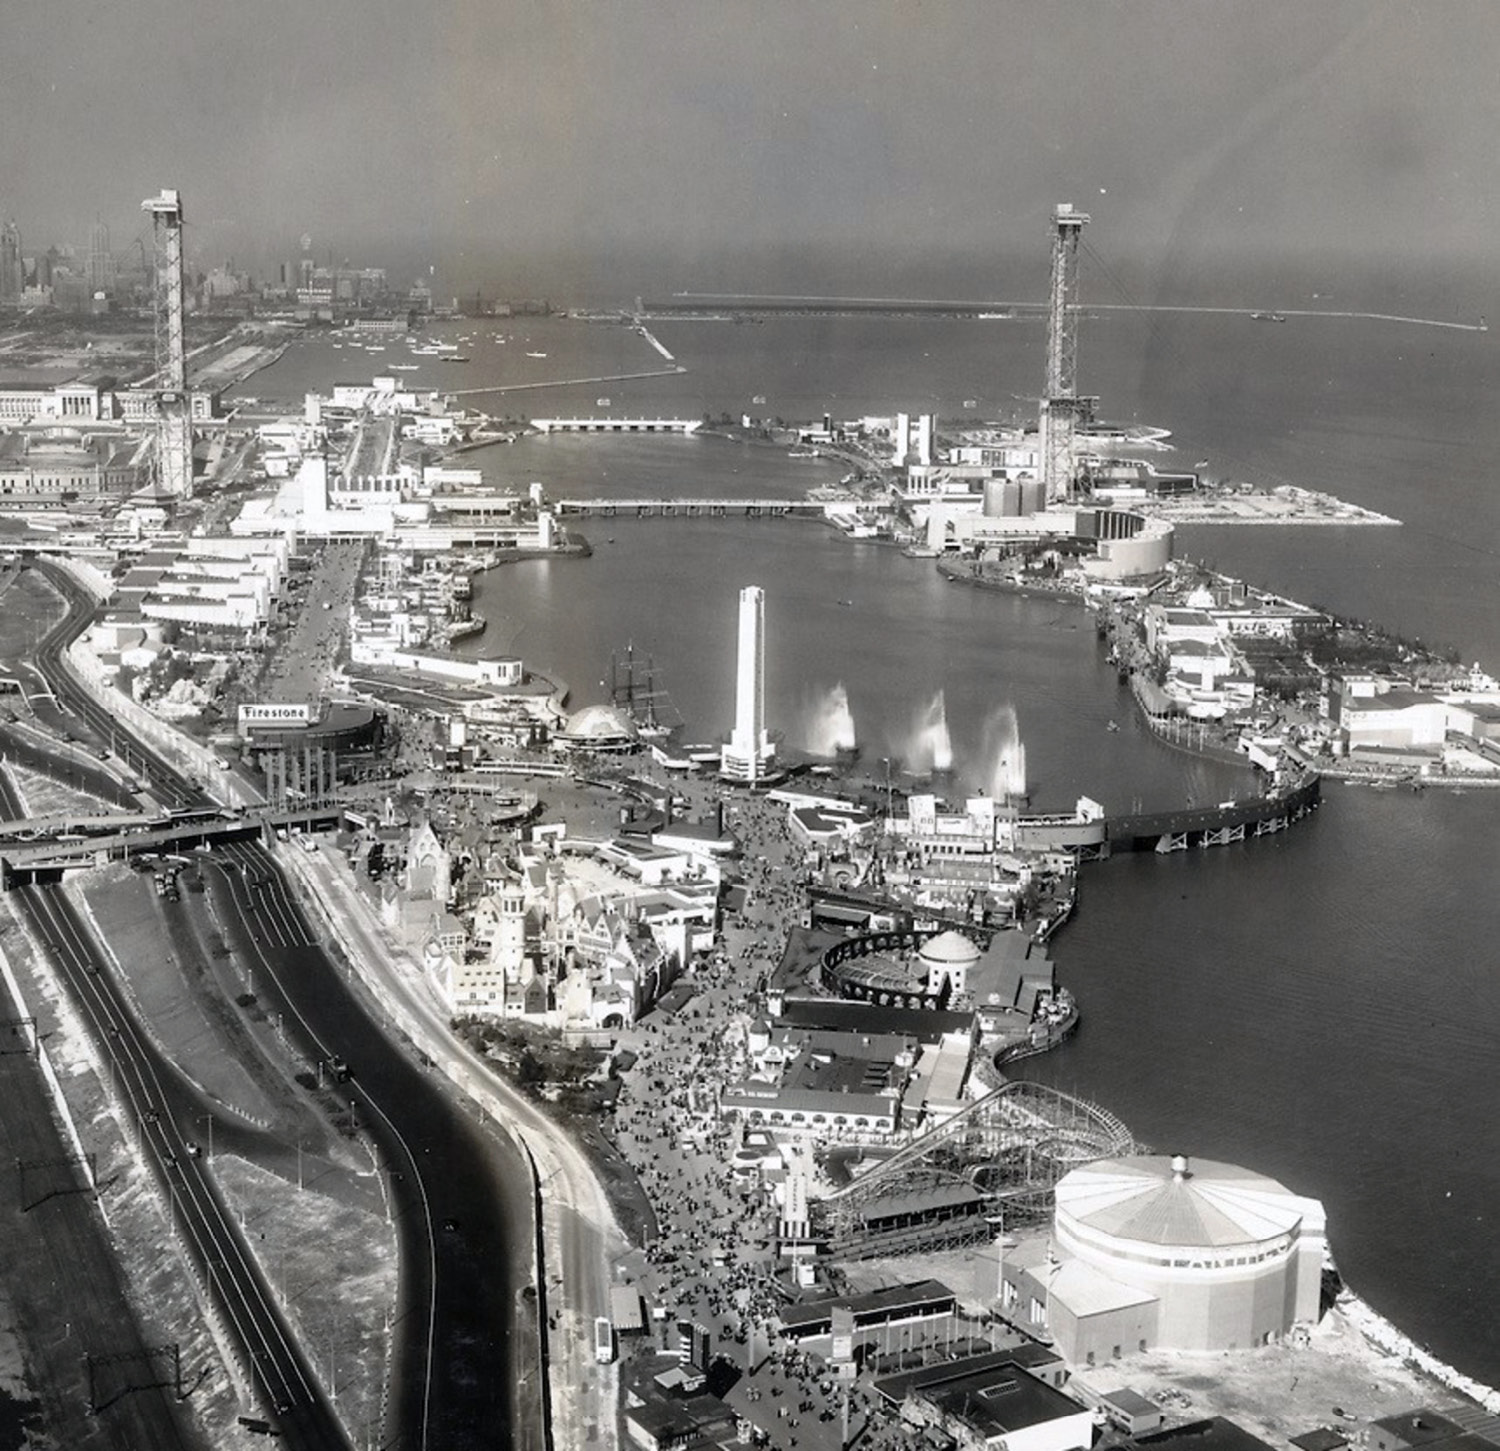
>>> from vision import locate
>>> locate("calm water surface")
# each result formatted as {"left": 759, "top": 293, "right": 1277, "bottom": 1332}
{"left": 246, "top": 304, "right": 1500, "bottom": 1381}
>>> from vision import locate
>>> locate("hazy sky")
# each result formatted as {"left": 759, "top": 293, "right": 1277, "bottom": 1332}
{"left": 4, "top": 0, "right": 1496, "bottom": 297}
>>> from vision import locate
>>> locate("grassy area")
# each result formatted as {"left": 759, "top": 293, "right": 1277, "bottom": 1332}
{"left": 4, "top": 761, "right": 115, "bottom": 819}
{"left": 215, "top": 1154, "right": 396, "bottom": 1445}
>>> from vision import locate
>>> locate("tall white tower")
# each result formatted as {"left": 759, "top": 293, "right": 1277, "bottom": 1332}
{"left": 720, "top": 586, "right": 774, "bottom": 783}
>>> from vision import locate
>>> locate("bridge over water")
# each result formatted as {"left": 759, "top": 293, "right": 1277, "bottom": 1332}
{"left": 1105, "top": 771, "right": 1321, "bottom": 854}
{"left": 555, "top": 497, "right": 824, "bottom": 518}
{"left": 1014, "top": 771, "right": 1322, "bottom": 858}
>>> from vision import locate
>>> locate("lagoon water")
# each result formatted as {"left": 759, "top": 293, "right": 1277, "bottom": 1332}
{"left": 241, "top": 300, "right": 1500, "bottom": 1381}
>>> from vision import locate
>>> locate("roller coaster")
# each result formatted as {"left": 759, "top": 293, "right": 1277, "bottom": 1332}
{"left": 816, "top": 1079, "right": 1138, "bottom": 1259}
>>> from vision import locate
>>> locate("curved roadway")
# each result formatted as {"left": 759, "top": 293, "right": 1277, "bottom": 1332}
{"left": 16, "top": 560, "right": 546, "bottom": 1449}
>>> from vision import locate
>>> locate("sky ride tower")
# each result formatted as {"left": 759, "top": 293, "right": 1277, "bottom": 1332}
{"left": 141, "top": 187, "right": 193, "bottom": 498}
{"left": 720, "top": 585, "right": 775, "bottom": 784}
{"left": 1039, "top": 202, "right": 1094, "bottom": 503}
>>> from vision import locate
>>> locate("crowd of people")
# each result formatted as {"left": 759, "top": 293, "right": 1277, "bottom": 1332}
{"left": 606, "top": 784, "right": 803, "bottom": 1350}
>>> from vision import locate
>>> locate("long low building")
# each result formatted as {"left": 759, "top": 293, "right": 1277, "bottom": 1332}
{"left": 105, "top": 535, "right": 293, "bottom": 633}
{"left": 348, "top": 637, "right": 525, "bottom": 688}
{"left": 0, "top": 427, "right": 152, "bottom": 498}
{"left": 775, "top": 1279, "right": 956, "bottom": 1342}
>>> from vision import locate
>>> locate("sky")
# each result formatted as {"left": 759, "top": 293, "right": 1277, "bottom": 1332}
{"left": 3, "top": 0, "right": 1497, "bottom": 302}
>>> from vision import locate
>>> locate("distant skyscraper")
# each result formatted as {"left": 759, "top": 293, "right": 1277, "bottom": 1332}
{"left": 720, "top": 585, "right": 775, "bottom": 783}
{"left": 87, "top": 216, "right": 114, "bottom": 292}
{"left": 0, "top": 221, "right": 22, "bottom": 301}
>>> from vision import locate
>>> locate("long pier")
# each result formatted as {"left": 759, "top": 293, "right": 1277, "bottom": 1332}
{"left": 531, "top": 417, "right": 701, "bottom": 435}
{"left": 554, "top": 497, "right": 822, "bottom": 517}
{"left": 1013, "top": 772, "right": 1322, "bottom": 858}
{"left": 659, "top": 293, "right": 1487, "bottom": 332}
{"left": 1106, "top": 771, "right": 1322, "bottom": 854}
{"left": 443, "top": 367, "right": 684, "bottom": 398}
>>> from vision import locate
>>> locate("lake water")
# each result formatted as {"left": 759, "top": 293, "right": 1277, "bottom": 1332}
{"left": 242, "top": 302, "right": 1500, "bottom": 1382}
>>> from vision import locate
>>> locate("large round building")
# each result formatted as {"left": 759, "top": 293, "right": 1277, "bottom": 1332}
{"left": 1045, "top": 1154, "right": 1326, "bottom": 1367}
{"left": 553, "top": 704, "right": 639, "bottom": 753}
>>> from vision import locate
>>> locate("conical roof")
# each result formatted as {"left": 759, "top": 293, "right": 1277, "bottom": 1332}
{"left": 1055, "top": 1154, "right": 1308, "bottom": 1249}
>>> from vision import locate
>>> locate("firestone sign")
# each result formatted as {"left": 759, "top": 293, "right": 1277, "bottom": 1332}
{"left": 238, "top": 703, "right": 315, "bottom": 730}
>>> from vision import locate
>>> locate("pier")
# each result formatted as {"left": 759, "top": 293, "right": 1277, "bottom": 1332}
{"left": 530, "top": 417, "right": 701, "bottom": 435}
{"left": 1012, "top": 772, "right": 1322, "bottom": 858}
{"left": 1106, "top": 772, "right": 1322, "bottom": 854}
{"left": 554, "top": 496, "right": 821, "bottom": 517}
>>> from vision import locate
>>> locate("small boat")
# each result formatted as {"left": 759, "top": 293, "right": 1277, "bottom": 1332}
{"left": 963, "top": 398, "right": 977, "bottom": 408}
{"left": 526, "top": 351, "right": 547, "bottom": 359}
{"left": 597, "top": 397, "right": 611, "bottom": 406}
{"left": 1106, "top": 720, "right": 1120, "bottom": 732}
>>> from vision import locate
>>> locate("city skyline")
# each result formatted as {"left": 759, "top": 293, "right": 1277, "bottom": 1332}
{"left": 4, "top": 1, "right": 1498, "bottom": 303}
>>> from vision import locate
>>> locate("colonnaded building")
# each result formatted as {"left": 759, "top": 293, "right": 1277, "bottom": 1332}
{"left": 1007, "top": 1154, "right": 1326, "bottom": 1368}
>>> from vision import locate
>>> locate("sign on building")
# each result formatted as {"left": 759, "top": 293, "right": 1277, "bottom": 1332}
{"left": 238, "top": 702, "right": 315, "bottom": 730}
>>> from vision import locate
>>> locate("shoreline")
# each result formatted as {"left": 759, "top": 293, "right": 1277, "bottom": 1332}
{"left": 1337, "top": 1284, "right": 1500, "bottom": 1413}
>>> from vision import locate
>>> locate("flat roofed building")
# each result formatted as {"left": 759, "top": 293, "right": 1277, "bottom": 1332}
{"left": 1337, "top": 689, "right": 1448, "bottom": 750}
{"left": 1364, "top": 1410, "right": 1498, "bottom": 1451}
{"left": 886, "top": 1354, "right": 1091, "bottom": 1451}
{"left": 1133, "top": 1417, "right": 1280, "bottom": 1451}
{"left": 776, "top": 1279, "right": 955, "bottom": 1341}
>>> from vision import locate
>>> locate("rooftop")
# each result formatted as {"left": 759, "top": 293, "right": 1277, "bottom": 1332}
{"left": 1055, "top": 1154, "right": 1317, "bottom": 1249}
{"left": 873, "top": 1346, "right": 1064, "bottom": 1404}
{"left": 778, "top": 1279, "right": 955, "bottom": 1330}
{"left": 924, "top": 1361, "right": 1086, "bottom": 1438}
{"left": 1135, "top": 1418, "right": 1279, "bottom": 1451}
{"left": 776, "top": 998, "right": 974, "bottom": 1043}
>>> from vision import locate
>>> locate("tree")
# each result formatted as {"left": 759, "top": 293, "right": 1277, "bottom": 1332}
{"left": 516, "top": 1050, "right": 545, "bottom": 1095}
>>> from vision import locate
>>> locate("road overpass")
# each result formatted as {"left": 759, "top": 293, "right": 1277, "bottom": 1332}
{"left": 11, "top": 555, "right": 550, "bottom": 1447}
{"left": 0, "top": 804, "right": 346, "bottom": 883}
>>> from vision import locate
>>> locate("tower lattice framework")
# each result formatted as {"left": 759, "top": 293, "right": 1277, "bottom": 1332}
{"left": 141, "top": 188, "right": 192, "bottom": 497}
{"left": 1040, "top": 203, "right": 1091, "bottom": 502}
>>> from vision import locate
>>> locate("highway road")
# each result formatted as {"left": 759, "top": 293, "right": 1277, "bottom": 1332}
{"left": 10, "top": 879, "right": 349, "bottom": 1447}
{"left": 21, "top": 563, "right": 203, "bottom": 813}
{"left": 286, "top": 842, "right": 624, "bottom": 1451}
{"left": 0, "top": 919, "right": 204, "bottom": 1449}
{"left": 15, "top": 556, "right": 554, "bottom": 1447}
{"left": 205, "top": 838, "right": 544, "bottom": 1450}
